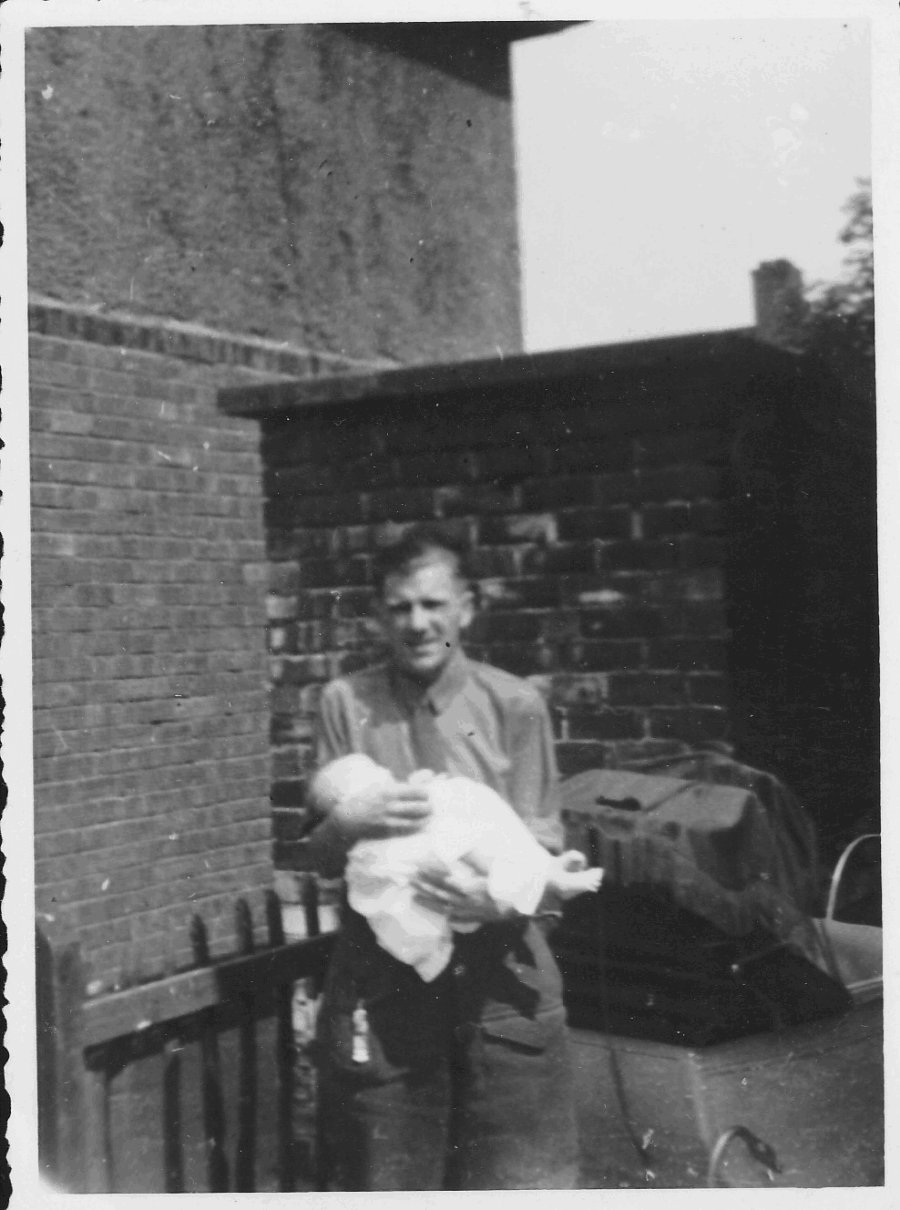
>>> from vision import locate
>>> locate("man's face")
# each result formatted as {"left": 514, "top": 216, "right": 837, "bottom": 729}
{"left": 378, "top": 556, "right": 474, "bottom": 683}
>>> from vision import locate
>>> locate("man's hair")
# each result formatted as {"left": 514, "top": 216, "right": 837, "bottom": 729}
{"left": 373, "top": 524, "right": 470, "bottom": 593}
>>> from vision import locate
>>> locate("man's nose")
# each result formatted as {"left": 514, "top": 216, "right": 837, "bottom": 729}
{"left": 407, "top": 604, "right": 430, "bottom": 631}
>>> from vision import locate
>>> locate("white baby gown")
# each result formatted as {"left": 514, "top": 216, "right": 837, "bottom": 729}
{"left": 345, "top": 772, "right": 551, "bottom": 981}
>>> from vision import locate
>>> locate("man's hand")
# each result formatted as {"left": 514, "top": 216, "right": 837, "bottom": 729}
{"left": 332, "top": 781, "right": 431, "bottom": 842}
{"left": 412, "top": 860, "right": 517, "bottom": 925}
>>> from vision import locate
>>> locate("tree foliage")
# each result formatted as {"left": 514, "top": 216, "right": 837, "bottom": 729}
{"left": 801, "top": 179, "right": 874, "bottom": 368}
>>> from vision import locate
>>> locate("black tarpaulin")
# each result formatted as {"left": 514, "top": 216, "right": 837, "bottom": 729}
{"left": 561, "top": 765, "right": 818, "bottom": 941}
{"left": 555, "top": 761, "right": 849, "bottom": 1044}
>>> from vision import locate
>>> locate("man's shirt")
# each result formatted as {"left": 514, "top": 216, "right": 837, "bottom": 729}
{"left": 309, "top": 651, "right": 568, "bottom": 1061}
{"left": 310, "top": 651, "right": 563, "bottom": 875}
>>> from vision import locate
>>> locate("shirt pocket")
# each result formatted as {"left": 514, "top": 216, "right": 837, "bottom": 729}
{"left": 450, "top": 724, "right": 512, "bottom": 789}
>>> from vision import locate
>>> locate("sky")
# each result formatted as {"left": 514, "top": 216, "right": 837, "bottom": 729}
{"left": 513, "top": 20, "right": 871, "bottom": 351}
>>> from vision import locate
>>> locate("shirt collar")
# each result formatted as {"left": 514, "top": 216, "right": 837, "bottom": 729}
{"left": 391, "top": 648, "right": 471, "bottom": 715}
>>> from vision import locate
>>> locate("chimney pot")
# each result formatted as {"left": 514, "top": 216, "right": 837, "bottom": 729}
{"left": 752, "top": 259, "right": 808, "bottom": 351}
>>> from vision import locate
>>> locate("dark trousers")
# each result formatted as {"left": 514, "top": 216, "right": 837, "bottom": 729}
{"left": 319, "top": 1008, "right": 579, "bottom": 1190}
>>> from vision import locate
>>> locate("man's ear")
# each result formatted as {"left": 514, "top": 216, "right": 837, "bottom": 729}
{"left": 459, "top": 586, "right": 475, "bottom": 630}
{"left": 372, "top": 599, "right": 392, "bottom": 641}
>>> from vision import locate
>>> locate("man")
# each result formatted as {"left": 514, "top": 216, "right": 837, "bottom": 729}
{"left": 308, "top": 526, "right": 579, "bottom": 1191}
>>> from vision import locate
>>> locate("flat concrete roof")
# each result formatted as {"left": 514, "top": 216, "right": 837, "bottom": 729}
{"left": 343, "top": 21, "right": 581, "bottom": 47}
{"left": 219, "top": 328, "right": 799, "bottom": 420}
{"left": 337, "top": 22, "right": 582, "bottom": 95}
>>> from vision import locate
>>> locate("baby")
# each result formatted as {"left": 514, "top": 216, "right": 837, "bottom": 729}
{"left": 311, "top": 753, "right": 603, "bottom": 982}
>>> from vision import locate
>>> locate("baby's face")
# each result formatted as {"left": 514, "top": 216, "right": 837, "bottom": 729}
{"left": 317, "top": 755, "right": 395, "bottom": 806}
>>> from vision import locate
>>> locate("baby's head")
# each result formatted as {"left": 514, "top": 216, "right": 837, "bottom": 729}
{"left": 310, "top": 753, "right": 394, "bottom": 813}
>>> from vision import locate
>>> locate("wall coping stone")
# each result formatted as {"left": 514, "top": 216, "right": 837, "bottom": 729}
{"left": 218, "top": 328, "right": 799, "bottom": 420}
{"left": 28, "top": 295, "right": 389, "bottom": 378}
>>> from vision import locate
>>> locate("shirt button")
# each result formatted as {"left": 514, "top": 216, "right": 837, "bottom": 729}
{"left": 453, "top": 962, "right": 466, "bottom": 979}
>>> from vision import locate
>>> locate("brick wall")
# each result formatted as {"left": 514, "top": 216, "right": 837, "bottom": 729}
{"left": 30, "top": 301, "right": 378, "bottom": 989}
{"left": 32, "top": 311, "right": 875, "bottom": 976}
{"left": 222, "top": 333, "right": 878, "bottom": 865}
{"left": 219, "top": 336, "right": 757, "bottom": 867}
